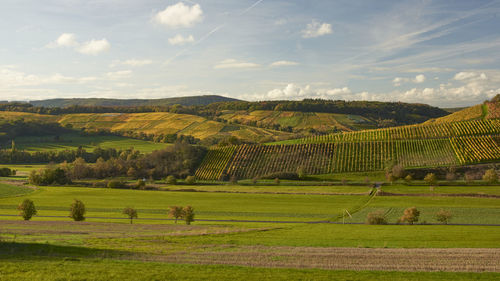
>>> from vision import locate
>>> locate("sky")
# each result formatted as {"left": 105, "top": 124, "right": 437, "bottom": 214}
{"left": 0, "top": 0, "right": 500, "bottom": 107}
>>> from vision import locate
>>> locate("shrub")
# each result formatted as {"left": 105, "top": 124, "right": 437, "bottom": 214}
{"left": 183, "top": 206, "right": 195, "bottom": 225}
{"left": 70, "top": 199, "right": 86, "bottom": 221}
{"left": 185, "top": 175, "right": 196, "bottom": 185}
{"left": 122, "top": 207, "right": 138, "bottom": 224}
{"left": 17, "top": 199, "right": 37, "bottom": 221}
{"left": 399, "top": 207, "right": 420, "bottom": 225}
{"left": 296, "top": 167, "right": 306, "bottom": 179}
{"left": 107, "top": 180, "right": 125, "bottom": 189}
{"left": 366, "top": 210, "right": 387, "bottom": 225}
{"left": 464, "top": 172, "right": 475, "bottom": 184}
{"left": 424, "top": 173, "right": 437, "bottom": 186}
{"left": 445, "top": 172, "right": 456, "bottom": 181}
{"left": 168, "top": 206, "right": 184, "bottom": 223}
{"left": 404, "top": 174, "right": 413, "bottom": 183}
{"left": 392, "top": 164, "right": 405, "bottom": 179}
{"left": 29, "top": 167, "right": 71, "bottom": 186}
{"left": 436, "top": 209, "right": 452, "bottom": 224}
{"left": 0, "top": 167, "right": 12, "bottom": 177}
{"left": 482, "top": 169, "right": 498, "bottom": 184}
{"left": 135, "top": 180, "right": 146, "bottom": 189}
{"left": 166, "top": 175, "right": 177, "bottom": 185}
{"left": 274, "top": 177, "right": 280, "bottom": 185}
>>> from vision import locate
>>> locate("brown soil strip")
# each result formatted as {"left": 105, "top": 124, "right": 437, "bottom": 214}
{"left": 146, "top": 246, "right": 500, "bottom": 272}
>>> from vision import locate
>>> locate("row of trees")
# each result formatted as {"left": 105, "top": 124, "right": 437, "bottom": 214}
{"left": 17, "top": 199, "right": 195, "bottom": 225}
{"left": 366, "top": 207, "right": 453, "bottom": 225}
{"left": 28, "top": 142, "right": 206, "bottom": 185}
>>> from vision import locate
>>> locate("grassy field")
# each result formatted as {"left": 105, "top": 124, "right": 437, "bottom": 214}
{"left": 14, "top": 133, "right": 169, "bottom": 153}
{"left": 0, "top": 182, "right": 499, "bottom": 279}
{"left": 0, "top": 183, "right": 33, "bottom": 198}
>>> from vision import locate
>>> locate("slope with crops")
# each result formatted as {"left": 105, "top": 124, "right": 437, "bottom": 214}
{"left": 195, "top": 118, "right": 500, "bottom": 180}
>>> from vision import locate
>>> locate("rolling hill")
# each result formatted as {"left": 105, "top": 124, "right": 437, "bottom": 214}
{"left": 195, "top": 103, "right": 500, "bottom": 180}
{"left": 28, "top": 95, "right": 239, "bottom": 107}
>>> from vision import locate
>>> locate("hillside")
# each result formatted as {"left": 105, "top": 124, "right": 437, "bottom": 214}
{"left": 195, "top": 119, "right": 500, "bottom": 180}
{"left": 29, "top": 95, "right": 239, "bottom": 107}
{"left": 217, "top": 110, "right": 377, "bottom": 133}
{"left": 425, "top": 98, "right": 500, "bottom": 124}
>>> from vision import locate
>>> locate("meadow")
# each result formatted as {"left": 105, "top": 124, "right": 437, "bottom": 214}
{"left": 13, "top": 133, "right": 169, "bottom": 153}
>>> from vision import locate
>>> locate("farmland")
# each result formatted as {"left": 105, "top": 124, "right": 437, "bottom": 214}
{"left": 196, "top": 119, "right": 500, "bottom": 180}
{"left": 0, "top": 181, "right": 499, "bottom": 280}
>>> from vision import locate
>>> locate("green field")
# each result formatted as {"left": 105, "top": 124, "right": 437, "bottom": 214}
{"left": 14, "top": 133, "right": 169, "bottom": 153}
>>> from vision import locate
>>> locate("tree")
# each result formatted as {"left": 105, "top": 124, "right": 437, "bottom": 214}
{"left": 166, "top": 175, "right": 177, "bottom": 185}
{"left": 404, "top": 174, "right": 413, "bottom": 183}
{"left": 436, "top": 209, "right": 452, "bottom": 224}
{"left": 366, "top": 210, "right": 387, "bottom": 225}
{"left": 274, "top": 177, "right": 280, "bottom": 185}
{"left": 185, "top": 175, "right": 196, "bottom": 185}
{"left": 392, "top": 164, "right": 405, "bottom": 179}
{"left": 135, "top": 179, "right": 146, "bottom": 189}
{"left": 17, "top": 199, "right": 37, "bottom": 221}
{"left": 168, "top": 206, "right": 184, "bottom": 223}
{"left": 424, "top": 173, "right": 437, "bottom": 186}
{"left": 482, "top": 169, "right": 498, "bottom": 184}
{"left": 399, "top": 207, "right": 420, "bottom": 225}
{"left": 386, "top": 172, "right": 397, "bottom": 184}
{"left": 70, "top": 199, "right": 86, "bottom": 221}
{"left": 183, "top": 206, "right": 195, "bottom": 225}
{"left": 123, "top": 207, "right": 138, "bottom": 224}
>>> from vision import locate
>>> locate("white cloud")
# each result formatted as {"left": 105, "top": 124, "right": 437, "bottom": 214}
{"left": 214, "top": 59, "right": 260, "bottom": 70}
{"left": 106, "top": 70, "right": 132, "bottom": 80}
{"left": 109, "top": 59, "right": 153, "bottom": 68}
{"left": 454, "top": 71, "right": 487, "bottom": 81}
{"left": 77, "top": 39, "right": 110, "bottom": 55}
{"left": 153, "top": 2, "right": 203, "bottom": 28}
{"left": 393, "top": 74, "right": 425, "bottom": 86}
{"left": 301, "top": 20, "right": 332, "bottom": 38}
{"left": 0, "top": 67, "right": 96, "bottom": 88}
{"left": 414, "top": 74, "right": 426, "bottom": 83}
{"left": 47, "top": 33, "right": 78, "bottom": 48}
{"left": 252, "top": 83, "right": 351, "bottom": 100}
{"left": 270, "top": 60, "right": 299, "bottom": 67}
{"left": 168, "top": 34, "right": 195, "bottom": 45}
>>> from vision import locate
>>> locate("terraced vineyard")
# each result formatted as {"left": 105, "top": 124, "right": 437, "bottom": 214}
{"left": 196, "top": 119, "right": 500, "bottom": 180}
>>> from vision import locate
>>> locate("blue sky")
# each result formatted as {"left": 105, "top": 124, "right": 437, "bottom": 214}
{"left": 0, "top": 0, "right": 499, "bottom": 107}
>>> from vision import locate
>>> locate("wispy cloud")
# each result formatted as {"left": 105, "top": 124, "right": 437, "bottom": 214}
{"left": 270, "top": 60, "right": 299, "bottom": 67}
{"left": 168, "top": 34, "right": 195, "bottom": 45}
{"left": 301, "top": 20, "right": 332, "bottom": 38}
{"left": 214, "top": 59, "right": 260, "bottom": 69}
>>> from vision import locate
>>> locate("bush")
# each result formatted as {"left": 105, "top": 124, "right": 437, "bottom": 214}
{"left": 29, "top": 167, "right": 71, "bottom": 186}
{"left": 436, "top": 209, "right": 452, "bottom": 224}
{"left": 70, "top": 199, "right": 86, "bottom": 221}
{"left": 166, "top": 175, "right": 177, "bottom": 185}
{"left": 107, "top": 180, "right": 125, "bottom": 189}
{"left": 274, "top": 177, "right": 280, "bottom": 185}
{"left": 404, "top": 174, "right": 413, "bottom": 183}
{"left": 17, "top": 199, "right": 37, "bottom": 221}
{"left": 424, "top": 173, "right": 437, "bottom": 186}
{"left": 185, "top": 175, "right": 196, "bottom": 185}
{"left": 392, "top": 164, "right": 405, "bottom": 179}
{"left": 445, "top": 172, "right": 456, "bottom": 181}
{"left": 0, "top": 167, "right": 12, "bottom": 177}
{"left": 123, "top": 207, "right": 138, "bottom": 224}
{"left": 183, "top": 206, "right": 195, "bottom": 225}
{"left": 229, "top": 175, "right": 238, "bottom": 184}
{"left": 135, "top": 180, "right": 146, "bottom": 189}
{"left": 399, "top": 207, "right": 420, "bottom": 225}
{"left": 366, "top": 210, "right": 387, "bottom": 225}
{"left": 482, "top": 169, "right": 498, "bottom": 184}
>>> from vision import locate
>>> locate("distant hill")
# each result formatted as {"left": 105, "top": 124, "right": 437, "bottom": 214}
{"left": 29, "top": 95, "right": 240, "bottom": 107}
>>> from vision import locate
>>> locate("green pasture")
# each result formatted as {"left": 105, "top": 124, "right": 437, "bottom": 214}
{"left": 0, "top": 258, "right": 497, "bottom": 281}
{"left": 0, "top": 183, "right": 33, "bottom": 198}
{"left": 13, "top": 133, "right": 168, "bottom": 153}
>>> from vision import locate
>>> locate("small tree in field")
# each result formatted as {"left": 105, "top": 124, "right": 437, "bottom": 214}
{"left": 166, "top": 175, "right": 177, "bottom": 185}
{"left": 185, "top": 175, "right": 196, "bottom": 185}
{"left": 183, "top": 206, "right": 195, "bottom": 225}
{"left": 123, "top": 207, "right": 138, "bottom": 224}
{"left": 366, "top": 210, "right": 387, "bottom": 225}
{"left": 436, "top": 209, "right": 452, "bottom": 224}
{"left": 18, "top": 199, "right": 37, "bottom": 221}
{"left": 168, "top": 206, "right": 184, "bottom": 223}
{"left": 274, "top": 177, "right": 280, "bottom": 185}
{"left": 482, "top": 169, "right": 498, "bottom": 184}
{"left": 404, "top": 174, "right": 413, "bottom": 184}
{"left": 399, "top": 207, "right": 420, "bottom": 225}
{"left": 70, "top": 199, "right": 86, "bottom": 221}
{"left": 424, "top": 173, "right": 437, "bottom": 187}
